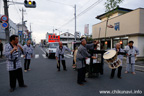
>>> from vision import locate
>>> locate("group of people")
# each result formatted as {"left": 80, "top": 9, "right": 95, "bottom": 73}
{"left": 55, "top": 38, "right": 139, "bottom": 86}
{"left": 4, "top": 35, "right": 33, "bottom": 92}
{"left": 3, "top": 34, "right": 139, "bottom": 92}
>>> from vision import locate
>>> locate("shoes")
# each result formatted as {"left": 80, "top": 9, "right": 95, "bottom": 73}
{"left": 58, "top": 69, "right": 60, "bottom": 71}
{"left": 110, "top": 77, "right": 114, "bottom": 79}
{"left": 125, "top": 71, "right": 128, "bottom": 74}
{"left": 83, "top": 80, "right": 87, "bottom": 82}
{"left": 19, "top": 84, "right": 27, "bottom": 88}
{"left": 77, "top": 83, "right": 84, "bottom": 86}
{"left": 24, "top": 70, "right": 27, "bottom": 72}
{"left": 28, "top": 69, "right": 31, "bottom": 71}
{"left": 9, "top": 88, "right": 15, "bottom": 92}
{"left": 118, "top": 77, "right": 122, "bottom": 79}
{"left": 64, "top": 69, "right": 67, "bottom": 71}
{"left": 132, "top": 72, "right": 136, "bottom": 74}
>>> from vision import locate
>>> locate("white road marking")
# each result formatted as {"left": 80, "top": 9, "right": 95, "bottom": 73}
{"left": 40, "top": 48, "right": 46, "bottom": 54}
{"left": 135, "top": 65, "right": 144, "bottom": 68}
{"left": 42, "top": 54, "right": 47, "bottom": 58}
{"left": 35, "top": 54, "right": 39, "bottom": 59}
{"left": 0, "top": 61, "right": 6, "bottom": 65}
{"left": 64, "top": 54, "right": 72, "bottom": 58}
{"left": 65, "top": 54, "right": 73, "bottom": 57}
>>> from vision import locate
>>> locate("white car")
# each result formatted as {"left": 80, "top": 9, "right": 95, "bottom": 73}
{"left": 45, "top": 42, "right": 59, "bottom": 58}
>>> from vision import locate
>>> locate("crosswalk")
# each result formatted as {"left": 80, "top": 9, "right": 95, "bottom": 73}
{"left": 20, "top": 54, "right": 73, "bottom": 59}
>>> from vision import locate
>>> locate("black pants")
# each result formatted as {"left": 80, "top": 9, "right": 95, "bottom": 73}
{"left": 24, "top": 59, "right": 31, "bottom": 70}
{"left": 0, "top": 50, "right": 2, "bottom": 57}
{"left": 57, "top": 60, "right": 66, "bottom": 70}
{"left": 77, "top": 67, "right": 86, "bottom": 84}
{"left": 110, "top": 66, "right": 122, "bottom": 78}
{"left": 9, "top": 68, "right": 25, "bottom": 89}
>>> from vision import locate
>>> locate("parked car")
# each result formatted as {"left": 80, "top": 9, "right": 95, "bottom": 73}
{"left": 45, "top": 42, "right": 59, "bottom": 58}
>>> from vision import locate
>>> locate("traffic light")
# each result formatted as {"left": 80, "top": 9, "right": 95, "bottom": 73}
{"left": 24, "top": 0, "right": 36, "bottom": 8}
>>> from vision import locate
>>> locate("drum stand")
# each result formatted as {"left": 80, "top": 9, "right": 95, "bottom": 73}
{"left": 87, "top": 50, "right": 106, "bottom": 78}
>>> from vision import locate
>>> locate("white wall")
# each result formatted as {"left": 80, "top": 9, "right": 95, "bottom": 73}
{"left": 128, "top": 36, "right": 144, "bottom": 57}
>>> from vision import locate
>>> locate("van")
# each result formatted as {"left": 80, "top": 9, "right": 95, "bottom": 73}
{"left": 45, "top": 42, "right": 59, "bottom": 58}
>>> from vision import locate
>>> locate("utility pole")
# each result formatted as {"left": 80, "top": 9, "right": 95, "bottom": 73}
{"left": 21, "top": 8, "right": 24, "bottom": 44}
{"left": 74, "top": 4, "right": 76, "bottom": 41}
{"left": 20, "top": 8, "right": 26, "bottom": 44}
{"left": 3, "top": 0, "right": 9, "bottom": 43}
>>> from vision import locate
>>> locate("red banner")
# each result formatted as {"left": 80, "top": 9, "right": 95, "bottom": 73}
{"left": 48, "top": 35, "right": 60, "bottom": 42}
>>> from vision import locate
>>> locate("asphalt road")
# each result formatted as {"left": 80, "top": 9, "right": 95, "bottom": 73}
{"left": 0, "top": 46, "right": 144, "bottom": 96}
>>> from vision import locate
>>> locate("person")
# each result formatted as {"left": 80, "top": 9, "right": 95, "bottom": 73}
{"left": 4, "top": 35, "right": 27, "bottom": 92}
{"left": 110, "top": 43, "right": 125, "bottom": 79}
{"left": 0, "top": 40, "right": 3, "bottom": 58}
{"left": 76, "top": 38, "right": 96, "bottom": 85}
{"left": 55, "top": 42, "right": 71, "bottom": 71}
{"left": 125, "top": 41, "right": 139, "bottom": 74}
{"left": 23, "top": 40, "right": 33, "bottom": 72}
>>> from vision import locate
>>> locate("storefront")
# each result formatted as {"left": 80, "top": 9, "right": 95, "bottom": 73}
{"left": 92, "top": 7, "right": 144, "bottom": 58}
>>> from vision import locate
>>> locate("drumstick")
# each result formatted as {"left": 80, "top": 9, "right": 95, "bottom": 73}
{"left": 56, "top": 59, "right": 60, "bottom": 68}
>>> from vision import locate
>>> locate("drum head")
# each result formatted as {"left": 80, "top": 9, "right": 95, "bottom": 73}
{"left": 103, "top": 50, "right": 116, "bottom": 60}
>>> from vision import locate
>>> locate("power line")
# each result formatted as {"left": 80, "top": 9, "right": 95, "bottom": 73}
{"left": 46, "top": 0, "right": 73, "bottom": 7}
{"left": 77, "top": 0, "right": 103, "bottom": 18}
{"left": 58, "top": 0, "right": 103, "bottom": 29}
{"left": 12, "top": 0, "right": 22, "bottom": 20}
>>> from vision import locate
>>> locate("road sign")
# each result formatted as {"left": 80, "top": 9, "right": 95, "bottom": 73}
{"left": 1, "top": 22, "right": 8, "bottom": 28}
{"left": 1, "top": 15, "right": 8, "bottom": 22}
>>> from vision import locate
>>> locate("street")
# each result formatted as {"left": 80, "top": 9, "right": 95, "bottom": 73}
{"left": 0, "top": 46, "right": 144, "bottom": 96}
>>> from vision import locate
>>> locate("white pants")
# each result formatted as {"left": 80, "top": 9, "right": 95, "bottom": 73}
{"left": 126, "top": 63, "right": 135, "bottom": 72}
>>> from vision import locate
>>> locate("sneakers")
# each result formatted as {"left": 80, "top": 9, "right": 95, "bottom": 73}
{"left": 24, "top": 70, "right": 27, "bottom": 72}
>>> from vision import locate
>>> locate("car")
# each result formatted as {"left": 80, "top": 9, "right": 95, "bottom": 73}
{"left": 45, "top": 42, "right": 59, "bottom": 58}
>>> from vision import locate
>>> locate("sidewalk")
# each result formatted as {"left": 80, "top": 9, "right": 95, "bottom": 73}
{"left": 122, "top": 59, "right": 144, "bottom": 72}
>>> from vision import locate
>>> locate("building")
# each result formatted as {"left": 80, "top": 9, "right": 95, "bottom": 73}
{"left": 60, "top": 32, "right": 80, "bottom": 46}
{"left": 92, "top": 7, "right": 144, "bottom": 58}
{"left": 0, "top": 14, "right": 18, "bottom": 45}
{"left": 46, "top": 32, "right": 55, "bottom": 43}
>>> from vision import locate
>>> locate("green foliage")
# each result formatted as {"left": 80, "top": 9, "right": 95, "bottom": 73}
{"left": 105, "top": 0, "right": 123, "bottom": 12}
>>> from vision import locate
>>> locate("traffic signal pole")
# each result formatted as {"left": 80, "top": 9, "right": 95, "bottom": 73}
{"left": 74, "top": 4, "right": 76, "bottom": 41}
{"left": 3, "top": 0, "right": 9, "bottom": 43}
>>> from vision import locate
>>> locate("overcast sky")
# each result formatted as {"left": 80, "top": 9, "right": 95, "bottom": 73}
{"left": 0, "top": 0, "right": 144, "bottom": 43}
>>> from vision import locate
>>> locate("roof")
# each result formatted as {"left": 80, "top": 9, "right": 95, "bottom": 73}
{"left": 96, "top": 6, "right": 133, "bottom": 20}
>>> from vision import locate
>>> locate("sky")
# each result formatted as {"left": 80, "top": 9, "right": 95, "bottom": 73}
{"left": 0, "top": 0, "right": 144, "bottom": 43}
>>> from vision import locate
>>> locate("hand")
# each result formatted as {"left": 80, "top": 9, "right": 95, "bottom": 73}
{"left": 24, "top": 55, "right": 25, "bottom": 58}
{"left": 56, "top": 57, "right": 58, "bottom": 60}
{"left": 13, "top": 46, "right": 18, "bottom": 51}
{"left": 31, "top": 55, "right": 33, "bottom": 58}
{"left": 135, "top": 54, "right": 137, "bottom": 57}
{"left": 126, "top": 54, "right": 128, "bottom": 56}
{"left": 17, "top": 44, "right": 22, "bottom": 49}
{"left": 91, "top": 56, "right": 96, "bottom": 59}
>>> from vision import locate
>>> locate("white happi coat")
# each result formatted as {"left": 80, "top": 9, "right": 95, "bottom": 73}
{"left": 124, "top": 45, "right": 139, "bottom": 64}
{"left": 23, "top": 44, "right": 33, "bottom": 59}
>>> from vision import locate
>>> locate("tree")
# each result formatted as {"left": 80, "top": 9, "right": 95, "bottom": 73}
{"left": 105, "top": 0, "right": 124, "bottom": 12}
